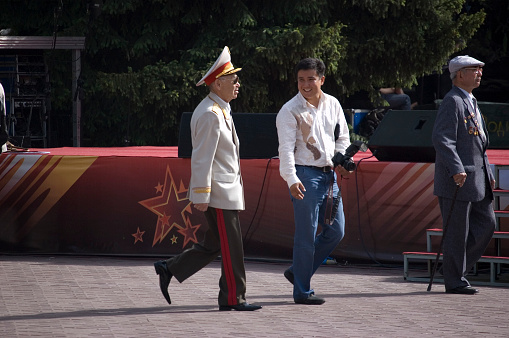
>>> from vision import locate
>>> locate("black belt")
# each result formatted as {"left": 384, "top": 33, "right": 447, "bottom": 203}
{"left": 298, "top": 165, "right": 332, "bottom": 172}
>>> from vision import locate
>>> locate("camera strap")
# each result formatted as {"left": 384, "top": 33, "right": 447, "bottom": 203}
{"left": 324, "top": 173, "right": 343, "bottom": 226}
{"left": 324, "top": 173, "right": 336, "bottom": 226}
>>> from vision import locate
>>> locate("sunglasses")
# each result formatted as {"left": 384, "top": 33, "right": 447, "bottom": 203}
{"left": 220, "top": 76, "right": 240, "bottom": 85}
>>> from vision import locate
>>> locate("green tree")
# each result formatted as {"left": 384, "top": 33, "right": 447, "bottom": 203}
{"left": 0, "top": 0, "right": 489, "bottom": 146}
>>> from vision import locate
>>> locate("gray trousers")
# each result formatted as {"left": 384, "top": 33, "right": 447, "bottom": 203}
{"left": 165, "top": 207, "right": 247, "bottom": 306}
{"left": 439, "top": 194, "right": 495, "bottom": 290}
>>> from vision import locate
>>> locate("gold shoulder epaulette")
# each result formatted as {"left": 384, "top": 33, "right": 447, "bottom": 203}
{"left": 211, "top": 103, "right": 222, "bottom": 116}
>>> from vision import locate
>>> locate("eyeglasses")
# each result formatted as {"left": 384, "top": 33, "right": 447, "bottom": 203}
{"left": 219, "top": 76, "right": 240, "bottom": 85}
{"left": 461, "top": 67, "right": 483, "bottom": 73}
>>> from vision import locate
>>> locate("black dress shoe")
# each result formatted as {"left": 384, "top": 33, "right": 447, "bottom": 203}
{"left": 154, "top": 260, "right": 172, "bottom": 304}
{"left": 284, "top": 268, "right": 294, "bottom": 285}
{"left": 219, "top": 303, "right": 262, "bottom": 311}
{"left": 445, "top": 286, "right": 479, "bottom": 294}
{"left": 294, "top": 294, "right": 325, "bottom": 305}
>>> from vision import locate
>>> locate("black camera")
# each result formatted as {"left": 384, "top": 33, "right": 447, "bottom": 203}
{"left": 331, "top": 140, "right": 368, "bottom": 171}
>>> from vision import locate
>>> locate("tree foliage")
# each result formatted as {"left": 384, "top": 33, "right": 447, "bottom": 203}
{"left": 0, "top": 0, "right": 494, "bottom": 146}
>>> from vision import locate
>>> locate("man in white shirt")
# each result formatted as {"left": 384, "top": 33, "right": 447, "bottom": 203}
{"left": 276, "top": 58, "right": 351, "bottom": 304}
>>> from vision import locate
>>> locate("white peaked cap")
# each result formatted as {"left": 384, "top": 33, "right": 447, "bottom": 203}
{"left": 196, "top": 46, "right": 242, "bottom": 86}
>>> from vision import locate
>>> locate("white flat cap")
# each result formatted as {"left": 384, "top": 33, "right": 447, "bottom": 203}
{"left": 448, "top": 55, "right": 484, "bottom": 73}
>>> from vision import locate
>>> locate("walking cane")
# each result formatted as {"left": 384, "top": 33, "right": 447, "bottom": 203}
{"left": 427, "top": 184, "right": 460, "bottom": 292}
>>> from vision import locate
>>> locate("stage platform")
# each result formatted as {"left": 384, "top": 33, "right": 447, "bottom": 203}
{"left": 1, "top": 147, "right": 508, "bottom": 263}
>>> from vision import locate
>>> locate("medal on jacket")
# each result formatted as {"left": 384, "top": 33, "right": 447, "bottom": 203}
{"left": 468, "top": 111, "right": 481, "bottom": 137}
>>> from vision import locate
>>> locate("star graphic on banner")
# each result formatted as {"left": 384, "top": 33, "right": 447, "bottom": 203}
{"left": 155, "top": 182, "right": 164, "bottom": 194}
{"left": 171, "top": 235, "right": 178, "bottom": 244}
{"left": 139, "top": 166, "right": 200, "bottom": 248}
{"left": 177, "top": 216, "right": 201, "bottom": 247}
{"left": 132, "top": 227, "right": 145, "bottom": 244}
{"left": 160, "top": 212, "right": 171, "bottom": 226}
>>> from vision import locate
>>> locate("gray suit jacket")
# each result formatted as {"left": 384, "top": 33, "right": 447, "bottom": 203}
{"left": 432, "top": 86, "right": 494, "bottom": 202}
{"left": 187, "top": 92, "right": 245, "bottom": 210}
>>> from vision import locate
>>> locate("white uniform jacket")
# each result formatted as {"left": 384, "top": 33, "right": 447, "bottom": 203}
{"left": 187, "top": 92, "right": 245, "bottom": 211}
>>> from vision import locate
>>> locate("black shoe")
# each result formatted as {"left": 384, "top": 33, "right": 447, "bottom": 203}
{"left": 445, "top": 286, "right": 479, "bottom": 295}
{"left": 284, "top": 268, "right": 294, "bottom": 285}
{"left": 154, "top": 260, "right": 172, "bottom": 304}
{"left": 219, "top": 303, "right": 262, "bottom": 311}
{"left": 294, "top": 294, "right": 325, "bottom": 305}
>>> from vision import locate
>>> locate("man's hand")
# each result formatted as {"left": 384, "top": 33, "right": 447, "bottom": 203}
{"left": 290, "top": 182, "right": 306, "bottom": 200}
{"left": 491, "top": 179, "right": 496, "bottom": 190}
{"left": 336, "top": 166, "right": 353, "bottom": 177}
{"left": 453, "top": 172, "right": 467, "bottom": 187}
{"left": 194, "top": 203, "right": 208, "bottom": 212}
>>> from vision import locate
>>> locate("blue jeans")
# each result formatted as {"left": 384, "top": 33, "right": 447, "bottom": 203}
{"left": 289, "top": 165, "right": 345, "bottom": 300}
{"left": 381, "top": 93, "right": 411, "bottom": 110}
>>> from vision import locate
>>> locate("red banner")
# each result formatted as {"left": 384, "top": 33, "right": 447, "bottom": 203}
{"left": 1, "top": 147, "right": 507, "bottom": 262}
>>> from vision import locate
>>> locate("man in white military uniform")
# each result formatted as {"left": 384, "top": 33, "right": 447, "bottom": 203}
{"left": 154, "top": 47, "right": 261, "bottom": 311}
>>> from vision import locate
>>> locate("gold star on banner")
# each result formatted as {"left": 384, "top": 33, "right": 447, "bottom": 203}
{"left": 132, "top": 227, "right": 145, "bottom": 244}
{"left": 171, "top": 235, "right": 178, "bottom": 244}
{"left": 139, "top": 166, "right": 200, "bottom": 248}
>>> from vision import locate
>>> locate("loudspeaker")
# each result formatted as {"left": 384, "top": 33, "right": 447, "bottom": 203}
{"left": 368, "top": 110, "right": 437, "bottom": 162}
{"left": 178, "top": 112, "right": 279, "bottom": 159}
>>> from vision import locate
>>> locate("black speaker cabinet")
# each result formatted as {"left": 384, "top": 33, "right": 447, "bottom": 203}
{"left": 178, "top": 112, "right": 279, "bottom": 159}
{"left": 368, "top": 110, "right": 437, "bottom": 163}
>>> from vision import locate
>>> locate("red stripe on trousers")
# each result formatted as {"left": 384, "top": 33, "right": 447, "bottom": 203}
{"left": 216, "top": 209, "right": 237, "bottom": 305}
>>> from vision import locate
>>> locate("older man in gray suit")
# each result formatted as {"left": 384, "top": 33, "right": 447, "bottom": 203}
{"left": 153, "top": 47, "right": 261, "bottom": 311}
{"left": 432, "top": 55, "right": 496, "bottom": 294}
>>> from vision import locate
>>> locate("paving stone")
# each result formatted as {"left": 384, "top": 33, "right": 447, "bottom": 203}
{"left": 0, "top": 255, "right": 508, "bottom": 337}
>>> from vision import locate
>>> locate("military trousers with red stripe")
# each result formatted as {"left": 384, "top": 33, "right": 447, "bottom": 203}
{"left": 164, "top": 207, "right": 247, "bottom": 306}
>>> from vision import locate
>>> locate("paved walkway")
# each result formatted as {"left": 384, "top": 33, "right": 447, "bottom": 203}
{"left": 0, "top": 255, "right": 508, "bottom": 337}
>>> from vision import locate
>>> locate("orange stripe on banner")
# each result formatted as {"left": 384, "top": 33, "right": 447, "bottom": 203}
{"left": 0, "top": 153, "right": 98, "bottom": 241}
{"left": 0, "top": 155, "right": 20, "bottom": 194}
{"left": 216, "top": 209, "right": 237, "bottom": 305}
{"left": 13, "top": 156, "right": 57, "bottom": 211}
{"left": 356, "top": 162, "right": 441, "bottom": 248}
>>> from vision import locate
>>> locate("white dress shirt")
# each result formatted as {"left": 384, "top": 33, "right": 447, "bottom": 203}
{"left": 276, "top": 91, "right": 350, "bottom": 188}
